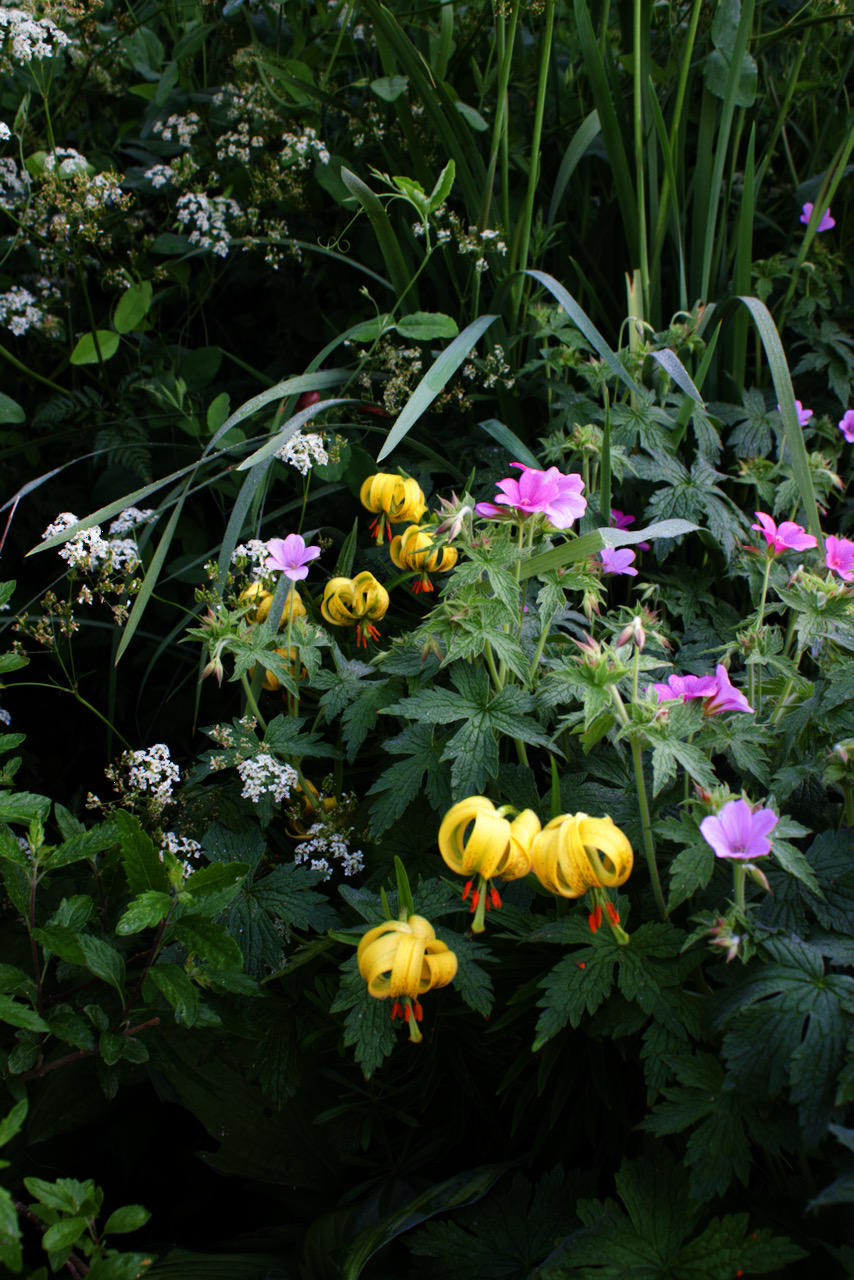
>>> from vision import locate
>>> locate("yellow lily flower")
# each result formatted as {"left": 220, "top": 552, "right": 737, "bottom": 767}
{"left": 321, "top": 571, "right": 389, "bottom": 647}
{"left": 390, "top": 525, "right": 458, "bottom": 593}
{"left": 438, "top": 796, "right": 541, "bottom": 932}
{"left": 360, "top": 473, "right": 427, "bottom": 544}
{"left": 238, "top": 584, "right": 305, "bottom": 628}
{"left": 531, "top": 813, "right": 633, "bottom": 942}
{"left": 357, "top": 914, "right": 457, "bottom": 1040}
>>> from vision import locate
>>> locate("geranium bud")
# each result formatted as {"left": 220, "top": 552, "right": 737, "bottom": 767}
{"left": 745, "top": 862, "right": 771, "bottom": 893}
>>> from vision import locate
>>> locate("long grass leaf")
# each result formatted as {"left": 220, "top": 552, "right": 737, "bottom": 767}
{"left": 115, "top": 492, "right": 187, "bottom": 663}
{"left": 478, "top": 419, "right": 540, "bottom": 468}
{"left": 221, "top": 370, "right": 348, "bottom": 435}
{"left": 526, "top": 270, "right": 643, "bottom": 398}
{"left": 377, "top": 315, "right": 499, "bottom": 461}
{"left": 736, "top": 295, "right": 822, "bottom": 546}
{"left": 547, "top": 109, "right": 601, "bottom": 226}
{"left": 520, "top": 518, "right": 698, "bottom": 579}
{"left": 649, "top": 349, "right": 704, "bottom": 405}
{"left": 731, "top": 124, "right": 755, "bottom": 391}
{"left": 572, "top": 0, "right": 638, "bottom": 263}
{"left": 698, "top": 0, "right": 755, "bottom": 302}
{"left": 340, "top": 168, "right": 415, "bottom": 306}
{"left": 648, "top": 87, "right": 687, "bottom": 312}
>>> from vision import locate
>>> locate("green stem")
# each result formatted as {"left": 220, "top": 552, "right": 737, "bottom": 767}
{"left": 515, "top": 0, "right": 556, "bottom": 287}
{"left": 240, "top": 673, "right": 268, "bottom": 732}
{"left": 480, "top": 1, "right": 521, "bottom": 232}
{"left": 632, "top": 0, "right": 650, "bottom": 318}
{"left": 733, "top": 862, "right": 746, "bottom": 913}
{"left": 484, "top": 641, "right": 504, "bottom": 693}
{"left": 611, "top": 685, "right": 666, "bottom": 918}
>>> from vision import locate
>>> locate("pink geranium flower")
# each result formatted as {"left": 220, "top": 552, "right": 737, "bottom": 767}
{"left": 599, "top": 547, "right": 638, "bottom": 576}
{"left": 704, "top": 664, "right": 754, "bottom": 715}
{"left": 653, "top": 665, "right": 753, "bottom": 714}
{"left": 777, "top": 400, "right": 813, "bottom": 427}
{"left": 751, "top": 512, "right": 817, "bottom": 555}
{"left": 653, "top": 674, "right": 718, "bottom": 703}
{"left": 826, "top": 535, "right": 854, "bottom": 582}
{"left": 800, "top": 203, "right": 835, "bottom": 233}
{"left": 476, "top": 463, "right": 586, "bottom": 528}
{"left": 700, "top": 799, "right": 778, "bottom": 861}
{"left": 839, "top": 411, "right": 854, "bottom": 443}
{"left": 265, "top": 533, "right": 321, "bottom": 581}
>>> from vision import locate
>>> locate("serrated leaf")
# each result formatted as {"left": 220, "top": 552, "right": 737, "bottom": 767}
{"left": 331, "top": 961, "right": 397, "bottom": 1078}
{"left": 114, "top": 810, "right": 170, "bottom": 894}
{"left": 77, "top": 935, "right": 126, "bottom": 994}
{"left": 171, "top": 916, "right": 243, "bottom": 970}
{"left": 182, "top": 861, "right": 250, "bottom": 915}
{"left": 115, "top": 891, "right": 173, "bottom": 935}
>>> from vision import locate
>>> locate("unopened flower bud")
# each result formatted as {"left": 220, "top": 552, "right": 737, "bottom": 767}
{"left": 617, "top": 615, "right": 646, "bottom": 651}
{"left": 745, "top": 862, "right": 771, "bottom": 893}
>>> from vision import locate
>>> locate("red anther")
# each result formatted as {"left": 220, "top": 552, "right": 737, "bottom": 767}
{"left": 367, "top": 624, "right": 381, "bottom": 641}
{"left": 470, "top": 890, "right": 481, "bottom": 913}
{"left": 369, "top": 516, "right": 382, "bottom": 538}
{"left": 414, "top": 1001, "right": 423, "bottom": 1022}
{"left": 588, "top": 904, "right": 603, "bottom": 934}
{"left": 462, "top": 880, "right": 474, "bottom": 902}
{"left": 489, "top": 886, "right": 502, "bottom": 909}
{"left": 606, "top": 903, "right": 621, "bottom": 925}
{"left": 391, "top": 1001, "right": 404, "bottom": 1021}
{"left": 412, "top": 578, "right": 434, "bottom": 593}
{"left": 404, "top": 1002, "right": 411, "bottom": 1022}
{"left": 579, "top": 963, "right": 586, "bottom": 969}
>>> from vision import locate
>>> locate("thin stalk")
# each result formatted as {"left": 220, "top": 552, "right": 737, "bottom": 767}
{"left": 516, "top": 0, "right": 556, "bottom": 287}
{"left": 610, "top": 684, "right": 666, "bottom": 918}
{"left": 733, "top": 862, "right": 746, "bottom": 913}
{"left": 480, "top": 1, "right": 521, "bottom": 232}
{"left": 632, "top": 0, "right": 650, "bottom": 318}
{"left": 240, "top": 673, "right": 268, "bottom": 732}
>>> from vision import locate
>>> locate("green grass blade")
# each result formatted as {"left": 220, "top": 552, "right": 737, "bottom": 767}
{"left": 731, "top": 124, "right": 756, "bottom": 392}
{"left": 649, "top": 349, "right": 704, "bottom": 405}
{"left": 478, "top": 419, "right": 540, "bottom": 468}
{"left": 216, "top": 459, "right": 274, "bottom": 588}
{"left": 698, "top": 0, "right": 755, "bottom": 302}
{"left": 526, "top": 270, "right": 644, "bottom": 398}
{"left": 736, "top": 295, "right": 823, "bottom": 546}
{"left": 519, "top": 518, "right": 698, "bottom": 579}
{"left": 600, "top": 385, "right": 611, "bottom": 524}
{"left": 547, "top": 109, "right": 601, "bottom": 227}
{"left": 221, "top": 370, "right": 348, "bottom": 437}
{"left": 115, "top": 490, "right": 188, "bottom": 663}
{"left": 376, "top": 315, "right": 499, "bottom": 461}
{"left": 572, "top": 0, "right": 638, "bottom": 263}
{"left": 648, "top": 86, "right": 687, "bottom": 313}
{"left": 340, "top": 167, "right": 416, "bottom": 306}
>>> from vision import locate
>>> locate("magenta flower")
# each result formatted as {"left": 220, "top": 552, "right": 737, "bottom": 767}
{"left": 611, "top": 508, "right": 650, "bottom": 552}
{"left": 800, "top": 202, "right": 835, "bottom": 233}
{"left": 826, "top": 534, "right": 854, "bottom": 582}
{"left": 599, "top": 547, "right": 638, "bottom": 576}
{"left": 476, "top": 463, "right": 586, "bottom": 528}
{"left": 653, "top": 665, "right": 753, "bottom": 714}
{"left": 653, "top": 674, "right": 718, "bottom": 703}
{"left": 265, "top": 533, "right": 321, "bottom": 581}
{"left": 700, "top": 799, "right": 778, "bottom": 861}
{"left": 839, "top": 410, "right": 854, "bottom": 443}
{"left": 777, "top": 400, "right": 813, "bottom": 427}
{"left": 751, "top": 512, "right": 817, "bottom": 555}
{"left": 703, "top": 665, "right": 754, "bottom": 715}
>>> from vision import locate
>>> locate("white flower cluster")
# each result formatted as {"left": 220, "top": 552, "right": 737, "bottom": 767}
{"left": 153, "top": 112, "right": 201, "bottom": 148}
{"left": 276, "top": 430, "right": 329, "bottom": 475}
{"left": 0, "top": 157, "right": 25, "bottom": 210}
{"left": 175, "top": 191, "right": 241, "bottom": 257}
{"left": 0, "top": 6, "right": 70, "bottom": 63}
{"left": 0, "top": 287, "right": 45, "bottom": 336}
{"left": 216, "top": 118, "right": 266, "bottom": 165}
{"left": 160, "top": 830, "right": 203, "bottom": 873}
{"left": 237, "top": 753, "right": 298, "bottom": 805}
{"left": 109, "top": 506, "right": 155, "bottom": 535}
{"left": 280, "top": 126, "right": 329, "bottom": 169}
{"left": 145, "top": 164, "right": 174, "bottom": 189}
{"left": 80, "top": 171, "right": 122, "bottom": 211}
{"left": 0, "top": 122, "right": 10, "bottom": 141}
{"left": 124, "top": 743, "right": 180, "bottom": 807}
{"left": 41, "top": 511, "right": 142, "bottom": 574}
{"left": 294, "top": 822, "right": 364, "bottom": 879}
{"left": 0, "top": 705, "right": 10, "bottom": 726}
{"left": 231, "top": 538, "right": 268, "bottom": 575}
{"left": 43, "top": 147, "right": 88, "bottom": 177}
